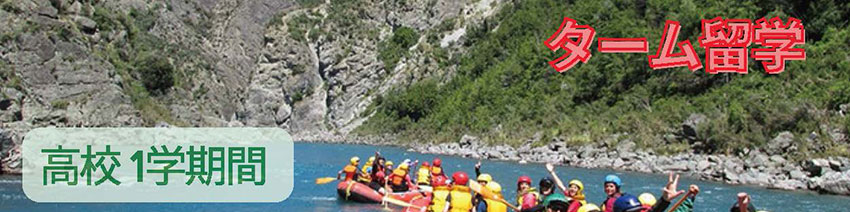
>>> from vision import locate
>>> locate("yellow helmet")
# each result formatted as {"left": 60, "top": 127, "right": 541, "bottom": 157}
{"left": 399, "top": 163, "right": 409, "bottom": 170}
{"left": 568, "top": 179, "right": 584, "bottom": 191}
{"left": 577, "top": 203, "right": 601, "bottom": 212}
{"left": 386, "top": 161, "right": 394, "bottom": 166}
{"left": 638, "top": 192, "right": 657, "bottom": 207}
{"left": 477, "top": 174, "right": 493, "bottom": 183}
{"left": 368, "top": 156, "right": 376, "bottom": 163}
{"left": 350, "top": 157, "right": 360, "bottom": 165}
{"left": 486, "top": 181, "right": 502, "bottom": 194}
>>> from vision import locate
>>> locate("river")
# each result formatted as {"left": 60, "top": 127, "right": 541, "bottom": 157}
{"left": 1, "top": 142, "right": 849, "bottom": 211}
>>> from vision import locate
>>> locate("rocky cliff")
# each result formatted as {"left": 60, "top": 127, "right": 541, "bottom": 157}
{"left": 0, "top": 0, "right": 506, "bottom": 172}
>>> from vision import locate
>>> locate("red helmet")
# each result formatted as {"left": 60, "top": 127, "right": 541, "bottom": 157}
{"left": 517, "top": 175, "right": 532, "bottom": 186}
{"left": 433, "top": 158, "right": 442, "bottom": 167}
{"left": 452, "top": 171, "right": 469, "bottom": 185}
{"left": 422, "top": 162, "right": 430, "bottom": 167}
{"left": 432, "top": 175, "right": 448, "bottom": 186}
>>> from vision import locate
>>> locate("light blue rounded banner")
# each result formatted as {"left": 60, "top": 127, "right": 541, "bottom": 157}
{"left": 21, "top": 128, "right": 294, "bottom": 202}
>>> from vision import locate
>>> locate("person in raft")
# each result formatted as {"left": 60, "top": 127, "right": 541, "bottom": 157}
{"left": 600, "top": 174, "right": 623, "bottom": 212}
{"left": 611, "top": 172, "right": 695, "bottom": 212}
{"left": 337, "top": 156, "right": 362, "bottom": 181}
{"left": 516, "top": 175, "right": 540, "bottom": 210}
{"left": 518, "top": 177, "right": 560, "bottom": 212}
{"left": 387, "top": 162, "right": 417, "bottom": 193}
{"left": 544, "top": 163, "right": 587, "bottom": 212}
{"left": 431, "top": 157, "right": 447, "bottom": 183}
{"left": 368, "top": 155, "right": 388, "bottom": 193}
{"left": 472, "top": 161, "right": 494, "bottom": 212}
{"left": 417, "top": 161, "right": 432, "bottom": 186}
{"left": 430, "top": 175, "right": 451, "bottom": 212}
{"left": 443, "top": 171, "right": 475, "bottom": 212}
{"left": 483, "top": 181, "right": 508, "bottom": 212}
{"left": 358, "top": 156, "right": 376, "bottom": 184}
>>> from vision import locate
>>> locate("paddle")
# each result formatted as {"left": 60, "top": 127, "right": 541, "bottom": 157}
{"left": 469, "top": 181, "right": 521, "bottom": 211}
{"left": 666, "top": 191, "right": 695, "bottom": 212}
{"left": 316, "top": 177, "right": 336, "bottom": 184}
{"left": 383, "top": 195, "right": 425, "bottom": 210}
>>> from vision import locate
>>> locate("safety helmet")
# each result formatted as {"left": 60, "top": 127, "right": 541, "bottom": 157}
{"left": 386, "top": 161, "right": 394, "bottom": 166}
{"left": 452, "top": 171, "right": 469, "bottom": 185}
{"left": 517, "top": 175, "right": 532, "bottom": 186}
{"left": 399, "top": 163, "right": 409, "bottom": 170}
{"left": 368, "top": 156, "right": 376, "bottom": 163}
{"left": 540, "top": 177, "right": 555, "bottom": 192}
{"left": 350, "top": 157, "right": 360, "bottom": 165}
{"left": 569, "top": 179, "right": 584, "bottom": 191}
{"left": 638, "top": 193, "right": 656, "bottom": 207}
{"left": 577, "top": 204, "right": 602, "bottom": 212}
{"left": 422, "top": 162, "right": 430, "bottom": 167}
{"left": 486, "top": 181, "right": 502, "bottom": 194}
{"left": 604, "top": 174, "right": 622, "bottom": 187}
{"left": 543, "top": 192, "right": 570, "bottom": 209}
{"left": 432, "top": 175, "right": 448, "bottom": 186}
{"left": 433, "top": 158, "right": 442, "bottom": 167}
{"left": 477, "top": 174, "right": 493, "bottom": 183}
{"left": 613, "top": 194, "right": 643, "bottom": 212}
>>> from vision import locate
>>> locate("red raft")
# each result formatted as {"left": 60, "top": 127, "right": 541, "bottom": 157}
{"left": 337, "top": 180, "right": 383, "bottom": 203}
{"left": 388, "top": 190, "right": 431, "bottom": 212}
{"left": 336, "top": 181, "right": 432, "bottom": 211}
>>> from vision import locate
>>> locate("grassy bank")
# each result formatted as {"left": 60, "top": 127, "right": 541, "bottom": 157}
{"left": 355, "top": 0, "right": 850, "bottom": 159}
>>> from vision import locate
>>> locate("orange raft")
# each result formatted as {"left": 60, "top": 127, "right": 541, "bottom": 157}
{"left": 387, "top": 190, "right": 431, "bottom": 212}
{"left": 337, "top": 180, "right": 383, "bottom": 203}
{"left": 337, "top": 181, "right": 432, "bottom": 211}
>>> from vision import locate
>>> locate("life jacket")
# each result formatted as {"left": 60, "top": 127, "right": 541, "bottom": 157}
{"left": 430, "top": 186, "right": 451, "bottom": 212}
{"left": 567, "top": 199, "right": 584, "bottom": 212}
{"left": 484, "top": 195, "right": 507, "bottom": 212}
{"left": 517, "top": 188, "right": 540, "bottom": 209}
{"left": 431, "top": 166, "right": 443, "bottom": 177}
{"left": 391, "top": 168, "right": 408, "bottom": 186}
{"left": 449, "top": 185, "right": 473, "bottom": 212}
{"left": 602, "top": 193, "right": 621, "bottom": 212}
{"left": 417, "top": 167, "right": 431, "bottom": 185}
{"left": 343, "top": 165, "right": 357, "bottom": 181}
{"left": 358, "top": 165, "right": 373, "bottom": 183}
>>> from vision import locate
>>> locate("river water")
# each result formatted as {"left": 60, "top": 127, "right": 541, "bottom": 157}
{"left": 1, "top": 142, "right": 849, "bottom": 211}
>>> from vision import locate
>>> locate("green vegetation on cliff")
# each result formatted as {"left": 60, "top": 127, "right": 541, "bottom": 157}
{"left": 357, "top": 0, "right": 850, "bottom": 158}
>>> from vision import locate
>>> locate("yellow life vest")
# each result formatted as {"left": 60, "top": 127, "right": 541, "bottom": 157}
{"left": 430, "top": 186, "right": 450, "bottom": 212}
{"left": 431, "top": 166, "right": 443, "bottom": 176}
{"left": 449, "top": 185, "right": 473, "bottom": 212}
{"left": 485, "top": 196, "right": 508, "bottom": 212}
{"left": 417, "top": 167, "right": 431, "bottom": 185}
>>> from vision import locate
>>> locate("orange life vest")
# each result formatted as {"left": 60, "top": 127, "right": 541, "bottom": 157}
{"left": 391, "top": 168, "right": 408, "bottom": 186}
{"left": 343, "top": 165, "right": 357, "bottom": 181}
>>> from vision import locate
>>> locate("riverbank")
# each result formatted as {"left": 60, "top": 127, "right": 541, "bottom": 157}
{"left": 294, "top": 132, "right": 850, "bottom": 196}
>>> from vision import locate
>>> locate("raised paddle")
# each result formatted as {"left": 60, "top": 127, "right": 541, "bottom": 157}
{"left": 469, "top": 181, "right": 521, "bottom": 211}
{"left": 315, "top": 177, "right": 336, "bottom": 184}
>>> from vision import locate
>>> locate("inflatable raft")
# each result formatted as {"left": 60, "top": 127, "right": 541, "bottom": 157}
{"left": 336, "top": 180, "right": 383, "bottom": 203}
{"left": 337, "top": 180, "right": 432, "bottom": 211}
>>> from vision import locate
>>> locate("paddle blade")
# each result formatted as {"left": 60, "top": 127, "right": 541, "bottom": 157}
{"left": 469, "top": 182, "right": 520, "bottom": 211}
{"left": 315, "top": 177, "right": 336, "bottom": 184}
{"left": 384, "top": 196, "right": 418, "bottom": 209}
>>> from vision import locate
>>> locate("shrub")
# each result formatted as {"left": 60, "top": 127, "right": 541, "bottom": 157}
{"left": 134, "top": 53, "right": 174, "bottom": 95}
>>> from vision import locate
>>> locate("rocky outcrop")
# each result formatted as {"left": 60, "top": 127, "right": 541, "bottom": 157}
{"left": 0, "top": 0, "right": 507, "bottom": 173}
